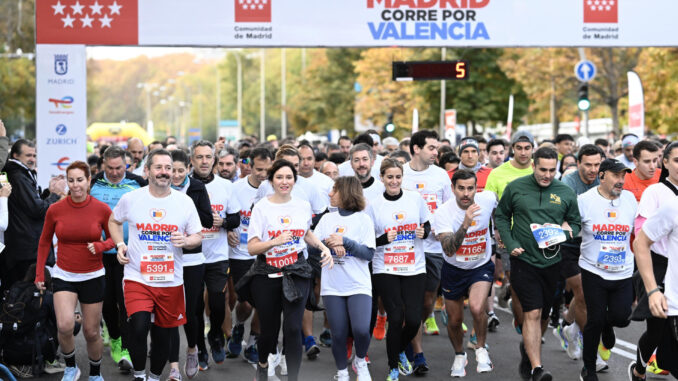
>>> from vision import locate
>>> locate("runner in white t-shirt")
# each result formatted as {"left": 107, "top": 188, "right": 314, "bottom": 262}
{"left": 576, "top": 159, "right": 637, "bottom": 381}
{"left": 349, "top": 143, "right": 386, "bottom": 203}
{"left": 369, "top": 158, "right": 430, "bottom": 381}
{"left": 402, "top": 129, "right": 452, "bottom": 374}
{"left": 433, "top": 169, "right": 497, "bottom": 376}
{"left": 109, "top": 149, "right": 202, "bottom": 381}
{"left": 244, "top": 159, "right": 333, "bottom": 381}
{"left": 226, "top": 147, "right": 273, "bottom": 367}
{"left": 338, "top": 133, "right": 384, "bottom": 181}
{"left": 299, "top": 143, "right": 334, "bottom": 207}
{"left": 315, "top": 176, "right": 376, "bottom": 381}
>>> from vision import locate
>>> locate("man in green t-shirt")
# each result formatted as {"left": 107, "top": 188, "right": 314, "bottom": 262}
{"left": 495, "top": 147, "right": 581, "bottom": 381}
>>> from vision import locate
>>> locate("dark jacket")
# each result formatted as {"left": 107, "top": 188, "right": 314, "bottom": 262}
{"left": 182, "top": 177, "right": 213, "bottom": 256}
{"left": 2, "top": 159, "right": 61, "bottom": 267}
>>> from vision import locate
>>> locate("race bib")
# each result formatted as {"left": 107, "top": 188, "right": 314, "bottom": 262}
{"left": 140, "top": 253, "right": 175, "bottom": 283}
{"left": 456, "top": 235, "right": 487, "bottom": 263}
{"left": 423, "top": 193, "right": 438, "bottom": 214}
{"left": 266, "top": 250, "right": 298, "bottom": 278}
{"left": 202, "top": 226, "right": 220, "bottom": 240}
{"left": 238, "top": 221, "right": 250, "bottom": 250}
{"left": 596, "top": 244, "right": 627, "bottom": 272}
{"left": 384, "top": 242, "right": 416, "bottom": 274}
{"left": 530, "top": 223, "right": 567, "bottom": 249}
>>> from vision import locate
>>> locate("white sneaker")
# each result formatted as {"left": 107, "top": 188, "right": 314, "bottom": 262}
{"left": 333, "top": 369, "right": 349, "bottom": 381}
{"left": 450, "top": 352, "right": 467, "bottom": 378}
{"left": 595, "top": 353, "right": 609, "bottom": 372}
{"left": 353, "top": 357, "right": 371, "bottom": 381}
{"left": 267, "top": 351, "right": 281, "bottom": 377}
{"left": 279, "top": 355, "right": 288, "bottom": 376}
{"left": 563, "top": 324, "right": 581, "bottom": 360}
{"left": 475, "top": 347, "right": 493, "bottom": 373}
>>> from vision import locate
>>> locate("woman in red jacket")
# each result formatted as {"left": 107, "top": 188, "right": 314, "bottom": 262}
{"left": 35, "top": 161, "right": 115, "bottom": 381}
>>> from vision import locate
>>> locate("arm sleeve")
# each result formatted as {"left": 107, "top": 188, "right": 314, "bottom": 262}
{"left": 342, "top": 237, "right": 375, "bottom": 261}
{"left": 376, "top": 233, "right": 389, "bottom": 247}
{"left": 35, "top": 206, "right": 56, "bottom": 283}
{"left": 195, "top": 187, "right": 214, "bottom": 229}
{"left": 0, "top": 197, "right": 8, "bottom": 232}
{"left": 421, "top": 220, "right": 432, "bottom": 239}
{"left": 494, "top": 184, "right": 521, "bottom": 253}
{"left": 223, "top": 213, "right": 240, "bottom": 230}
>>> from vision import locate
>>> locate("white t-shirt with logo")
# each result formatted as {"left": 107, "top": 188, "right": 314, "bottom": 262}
{"left": 113, "top": 187, "right": 202, "bottom": 287}
{"left": 637, "top": 182, "right": 677, "bottom": 258}
{"left": 363, "top": 178, "right": 386, "bottom": 206}
{"left": 339, "top": 154, "right": 384, "bottom": 180}
{"left": 202, "top": 176, "right": 240, "bottom": 263}
{"left": 641, "top": 198, "right": 678, "bottom": 315}
{"left": 402, "top": 163, "right": 453, "bottom": 254}
{"left": 578, "top": 188, "right": 637, "bottom": 280}
{"left": 231, "top": 177, "right": 259, "bottom": 261}
{"left": 248, "top": 196, "right": 312, "bottom": 278}
{"left": 255, "top": 176, "right": 327, "bottom": 213}
{"left": 307, "top": 170, "right": 334, "bottom": 207}
{"left": 432, "top": 191, "right": 497, "bottom": 270}
{"left": 315, "top": 211, "right": 376, "bottom": 297}
{"left": 369, "top": 189, "right": 430, "bottom": 276}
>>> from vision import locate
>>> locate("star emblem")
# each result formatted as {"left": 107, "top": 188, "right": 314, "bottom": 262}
{"left": 90, "top": 1, "right": 103, "bottom": 15}
{"left": 108, "top": 1, "right": 122, "bottom": 15}
{"left": 70, "top": 1, "right": 84, "bottom": 15}
{"left": 61, "top": 14, "right": 75, "bottom": 28}
{"left": 80, "top": 14, "right": 94, "bottom": 28}
{"left": 99, "top": 14, "right": 112, "bottom": 28}
{"left": 52, "top": 1, "right": 66, "bottom": 15}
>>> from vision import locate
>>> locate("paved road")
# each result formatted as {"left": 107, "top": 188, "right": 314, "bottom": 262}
{"left": 45, "top": 294, "right": 650, "bottom": 381}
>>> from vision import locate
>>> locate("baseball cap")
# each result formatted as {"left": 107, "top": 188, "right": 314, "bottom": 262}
{"left": 599, "top": 158, "right": 632, "bottom": 174}
{"left": 458, "top": 137, "right": 479, "bottom": 154}
{"left": 621, "top": 134, "right": 639, "bottom": 148}
{"left": 511, "top": 131, "right": 535, "bottom": 147}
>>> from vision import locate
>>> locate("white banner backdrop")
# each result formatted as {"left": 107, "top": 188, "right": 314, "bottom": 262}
{"left": 36, "top": 44, "right": 87, "bottom": 188}
{"left": 34, "top": 0, "right": 678, "bottom": 47}
{"left": 627, "top": 71, "right": 644, "bottom": 138}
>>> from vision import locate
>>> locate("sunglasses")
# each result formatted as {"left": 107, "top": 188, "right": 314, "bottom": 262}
{"left": 241, "top": 158, "right": 250, "bottom": 165}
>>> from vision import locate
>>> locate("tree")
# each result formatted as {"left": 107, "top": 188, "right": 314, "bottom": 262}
{"left": 635, "top": 48, "right": 678, "bottom": 134}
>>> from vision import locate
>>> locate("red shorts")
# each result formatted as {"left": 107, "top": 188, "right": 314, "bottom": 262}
{"left": 123, "top": 280, "right": 187, "bottom": 328}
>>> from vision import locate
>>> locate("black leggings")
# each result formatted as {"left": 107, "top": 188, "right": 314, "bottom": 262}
{"left": 168, "top": 265, "right": 205, "bottom": 362}
{"left": 636, "top": 252, "right": 668, "bottom": 374}
{"left": 128, "top": 311, "right": 172, "bottom": 376}
{"left": 207, "top": 288, "right": 227, "bottom": 348}
{"left": 251, "top": 274, "right": 310, "bottom": 381}
{"left": 102, "top": 255, "right": 128, "bottom": 349}
{"left": 323, "top": 294, "right": 372, "bottom": 370}
{"left": 373, "top": 273, "right": 426, "bottom": 370}
{"left": 581, "top": 269, "right": 632, "bottom": 372}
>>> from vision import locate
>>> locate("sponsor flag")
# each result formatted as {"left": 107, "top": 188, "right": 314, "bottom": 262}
{"left": 627, "top": 71, "right": 644, "bottom": 138}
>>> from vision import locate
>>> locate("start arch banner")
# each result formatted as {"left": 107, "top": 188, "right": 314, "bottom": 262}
{"left": 36, "top": 0, "right": 678, "bottom": 48}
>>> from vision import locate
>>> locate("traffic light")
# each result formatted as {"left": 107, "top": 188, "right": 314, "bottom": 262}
{"left": 577, "top": 83, "right": 590, "bottom": 111}
{"left": 384, "top": 114, "right": 395, "bottom": 134}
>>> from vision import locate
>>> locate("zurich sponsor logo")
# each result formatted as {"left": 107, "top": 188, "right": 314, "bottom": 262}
{"left": 55, "top": 124, "right": 68, "bottom": 135}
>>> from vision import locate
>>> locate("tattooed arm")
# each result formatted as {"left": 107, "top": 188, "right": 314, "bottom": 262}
{"left": 438, "top": 226, "right": 469, "bottom": 257}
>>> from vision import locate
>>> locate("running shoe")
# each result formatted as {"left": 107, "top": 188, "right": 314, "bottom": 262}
{"left": 441, "top": 307, "right": 449, "bottom": 327}
{"left": 119, "top": 348, "right": 133, "bottom": 372}
{"left": 579, "top": 366, "right": 598, "bottom": 381}
{"left": 601, "top": 325, "right": 616, "bottom": 350}
{"left": 467, "top": 332, "right": 478, "bottom": 349}
{"left": 88, "top": 376, "right": 104, "bottom": 381}
{"left": 475, "top": 347, "right": 493, "bottom": 373}
{"left": 267, "top": 351, "right": 281, "bottom": 378}
{"left": 279, "top": 355, "right": 288, "bottom": 376}
{"left": 597, "top": 341, "right": 611, "bottom": 362}
{"left": 304, "top": 336, "right": 320, "bottom": 360}
{"left": 487, "top": 312, "right": 500, "bottom": 332}
{"left": 184, "top": 350, "right": 199, "bottom": 379}
{"left": 398, "top": 352, "right": 413, "bottom": 376}
{"left": 61, "top": 366, "right": 81, "bottom": 381}
{"left": 333, "top": 369, "right": 349, "bottom": 381}
{"left": 346, "top": 337, "right": 354, "bottom": 361}
{"left": 450, "top": 352, "right": 467, "bottom": 378}
{"left": 243, "top": 343, "right": 259, "bottom": 364}
{"left": 552, "top": 325, "right": 568, "bottom": 351}
{"left": 198, "top": 350, "right": 209, "bottom": 371}
{"left": 519, "top": 342, "right": 531, "bottom": 380}
{"left": 44, "top": 360, "right": 66, "bottom": 374}
{"left": 352, "top": 357, "right": 371, "bottom": 380}
{"left": 386, "top": 368, "right": 399, "bottom": 381}
{"left": 320, "top": 328, "right": 332, "bottom": 347}
{"left": 595, "top": 353, "right": 608, "bottom": 372}
{"left": 227, "top": 323, "right": 245, "bottom": 357}
{"left": 166, "top": 368, "right": 181, "bottom": 381}
{"left": 531, "top": 366, "right": 552, "bottom": 381}
{"left": 9, "top": 364, "right": 33, "bottom": 378}
{"left": 211, "top": 345, "right": 225, "bottom": 364}
{"left": 424, "top": 315, "right": 439, "bottom": 335}
{"left": 110, "top": 337, "right": 123, "bottom": 364}
{"left": 563, "top": 324, "right": 582, "bottom": 360}
{"left": 373, "top": 315, "right": 387, "bottom": 341}
{"left": 627, "top": 361, "right": 645, "bottom": 381}
{"left": 647, "top": 354, "right": 669, "bottom": 375}
{"left": 412, "top": 352, "right": 429, "bottom": 376}
{"left": 254, "top": 364, "right": 267, "bottom": 381}
{"left": 435, "top": 295, "right": 444, "bottom": 311}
